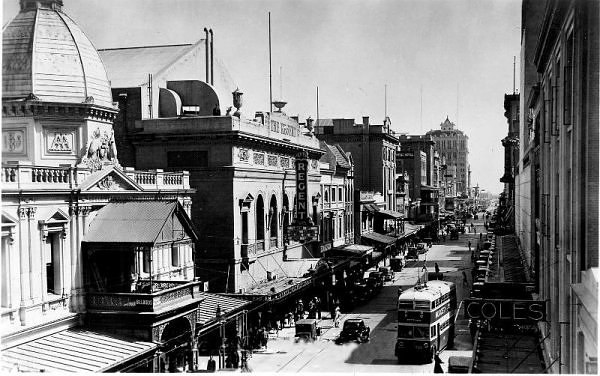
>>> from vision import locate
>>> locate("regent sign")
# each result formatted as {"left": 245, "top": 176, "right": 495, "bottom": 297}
{"left": 295, "top": 153, "right": 309, "bottom": 221}
{"left": 464, "top": 299, "right": 546, "bottom": 322}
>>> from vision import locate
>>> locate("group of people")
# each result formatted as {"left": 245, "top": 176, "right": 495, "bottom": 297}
{"left": 247, "top": 326, "right": 270, "bottom": 351}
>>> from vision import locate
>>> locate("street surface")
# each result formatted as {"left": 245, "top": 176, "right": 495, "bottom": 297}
{"left": 245, "top": 216, "right": 488, "bottom": 373}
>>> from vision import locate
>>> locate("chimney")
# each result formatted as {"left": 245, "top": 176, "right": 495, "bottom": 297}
{"left": 209, "top": 29, "right": 214, "bottom": 86}
{"left": 204, "top": 28, "right": 209, "bottom": 83}
{"left": 362, "top": 116, "right": 370, "bottom": 129}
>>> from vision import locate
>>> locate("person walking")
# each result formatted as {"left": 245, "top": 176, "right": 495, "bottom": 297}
{"left": 462, "top": 271, "right": 469, "bottom": 287}
{"left": 334, "top": 306, "right": 341, "bottom": 328}
{"left": 435, "top": 262, "right": 440, "bottom": 274}
{"left": 468, "top": 240, "right": 472, "bottom": 251}
{"left": 314, "top": 296, "right": 322, "bottom": 319}
{"left": 434, "top": 351, "right": 444, "bottom": 373}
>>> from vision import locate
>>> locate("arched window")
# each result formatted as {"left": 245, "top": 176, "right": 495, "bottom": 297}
{"left": 269, "top": 195, "right": 278, "bottom": 240}
{"left": 256, "top": 195, "right": 264, "bottom": 241}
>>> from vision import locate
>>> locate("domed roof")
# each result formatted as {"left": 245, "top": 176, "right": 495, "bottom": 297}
{"left": 2, "top": 0, "right": 114, "bottom": 108}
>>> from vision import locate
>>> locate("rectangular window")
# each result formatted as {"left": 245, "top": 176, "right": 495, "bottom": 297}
{"left": 564, "top": 32, "right": 574, "bottom": 125}
{"left": 45, "top": 234, "right": 57, "bottom": 294}
{"left": 331, "top": 187, "right": 336, "bottom": 202}
{"left": 167, "top": 150, "right": 208, "bottom": 168}
{"left": 143, "top": 250, "right": 150, "bottom": 274}
{"left": 339, "top": 187, "right": 343, "bottom": 202}
{"left": 171, "top": 244, "right": 180, "bottom": 267}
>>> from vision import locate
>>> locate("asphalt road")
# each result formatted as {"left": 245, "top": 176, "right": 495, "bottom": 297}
{"left": 246, "top": 216, "right": 487, "bottom": 373}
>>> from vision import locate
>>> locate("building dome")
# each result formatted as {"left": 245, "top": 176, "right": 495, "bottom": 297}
{"left": 2, "top": 0, "right": 114, "bottom": 108}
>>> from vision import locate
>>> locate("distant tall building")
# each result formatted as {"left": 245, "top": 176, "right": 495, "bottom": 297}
{"left": 426, "top": 117, "right": 470, "bottom": 196}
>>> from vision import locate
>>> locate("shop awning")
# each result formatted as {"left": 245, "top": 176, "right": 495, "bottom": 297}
{"left": 0, "top": 328, "right": 157, "bottom": 373}
{"left": 399, "top": 223, "right": 422, "bottom": 238}
{"left": 374, "top": 209, "right": 404, "bottom": 219}
{"left": 196, "top": 292, "right": 251, "bottom": 327}
{"left": 371, "top": 251, "right": 383, "bottom": 261}
{"left": 325, "top": 244, "right": 374, "bottom": 258}
{"left": 224, "top": 277, "right": 313, "bottom": 303}
{"left": 502, "top": 206, "right": 514, "bottom": 223}
{"left": 361, "top": 232, "right": 396, "bottom": 245}
{"left": 362, "top": 204, "right": 380, "bottom": 213}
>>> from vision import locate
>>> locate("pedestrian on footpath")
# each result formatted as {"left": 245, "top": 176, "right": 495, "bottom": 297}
{"left": 334, "top": 306, "right": 341, "bottom": 328}
{"left": 435, "top": 262, "right": 440, "bottom": 274}
{"left": 462, "top": 271, "right": 469, "bottom": 287}
{"left": 468, "top": 240, "right": 472, "bottom": 251}
{"left": 480, "top": 232, "right": 483, "bottom": 241}
{"left": 434, "top": 352, "right": 444, "bottom": 373}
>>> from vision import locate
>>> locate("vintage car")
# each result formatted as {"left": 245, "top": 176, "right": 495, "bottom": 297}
{"left": 350, "top": 280, "right": 373, "bottom": 304}
{"left": 390, "top": 255, "right": 406, "bottom": 272}
{"left": 417, "top": 242, "right": 428, "bottom": 253}
{"left": 378, "top": 266, "right": 393, "bottom": 281}
{"left": 368, "top": 271, "right": 385, "bottom": 291}
{"left": 335, "top": 318, "right": 370, "bottom": 344}
{"left": 295, "top": 319, "right": 321, "bottom": 342}
{"left": 406, "top": 247, "right": 419, "bottom": 260}
{"left": 450, "top": 228, "right": 460, "bottom": 240}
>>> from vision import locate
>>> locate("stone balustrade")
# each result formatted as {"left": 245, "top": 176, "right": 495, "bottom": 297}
{"left": 1, "top": 162, "right": 190, "bottom": 191}
{"left": 86, "top": 280, "right": 202, "bottom": 312}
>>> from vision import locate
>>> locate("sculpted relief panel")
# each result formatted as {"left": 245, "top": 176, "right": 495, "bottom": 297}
{"left": 2, "top": 129, "right": 26, "bottom": 155}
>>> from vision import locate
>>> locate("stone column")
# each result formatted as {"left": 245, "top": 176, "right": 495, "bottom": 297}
{"left": 71, "top": 206, "right": 90, "bottom": 312}
{"left": 40, "top": 227, "right": 49, "bottom": 305}
{"left": 26, "top": 207, "right": 38, "bottom": 304}
{"left": 60, "top": 226, "right": 69, "bottom": 297}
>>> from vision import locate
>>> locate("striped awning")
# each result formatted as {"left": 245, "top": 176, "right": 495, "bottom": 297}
{"left": 0, "top": 328, "right": 157, "bottom": 373}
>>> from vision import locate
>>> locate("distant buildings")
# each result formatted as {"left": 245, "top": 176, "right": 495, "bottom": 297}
{"left": 426, "top": 117, "right": 470, "bottom": 196}
{"left": 395, "top": 135, "right": 438, "bottom": 224}
{"left": 516, "top": 0, "right": 598, "bottom": 373}
{"left": 314, "top": 117, "right": 399, "bottom": 212}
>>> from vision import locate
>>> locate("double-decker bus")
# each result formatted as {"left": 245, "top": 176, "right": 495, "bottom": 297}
{"left": 395, "top": 280, "right": 457, "bottom": 363}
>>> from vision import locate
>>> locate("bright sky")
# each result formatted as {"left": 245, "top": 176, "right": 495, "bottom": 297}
{"left": 3, "top": 0, "right": 521, "bottom": 194}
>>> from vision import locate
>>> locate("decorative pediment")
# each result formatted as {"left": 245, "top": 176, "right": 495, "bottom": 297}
{"left": 239, "top": 193, "right": 254, "bottom": 211}
{"left": 41, "top": 208, "right": 69, "bottom": 224}
{"left": 80, "top": 167, "right": 143, "bottom": 192}
{"left": 37, "top": 208, "right": 70, "bottom": 241}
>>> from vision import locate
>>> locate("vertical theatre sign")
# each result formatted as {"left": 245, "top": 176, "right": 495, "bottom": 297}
{"left": 295, "top": 153, "right": 308, "bottom": 221}
{"left": 286, "top": 151, "right": 318, "bottom": 242}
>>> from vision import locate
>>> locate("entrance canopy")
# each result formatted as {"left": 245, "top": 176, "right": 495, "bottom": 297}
{"left": 0, "top": 328, "right": 156, "bottom": 372}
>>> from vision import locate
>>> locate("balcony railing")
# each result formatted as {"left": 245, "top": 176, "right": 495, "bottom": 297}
{"left": 86, "top": 280, "right": 202, "bottom": 312}
{"left": 1, "top": 162, "right": 190, "bottom": 191}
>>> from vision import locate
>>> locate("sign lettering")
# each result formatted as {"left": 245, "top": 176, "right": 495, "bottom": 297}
{"left": 295, "top": 154, "right": 309, "bottom": 222}
{"left": 464, "top": 299, "right": 546, "bottom": 322}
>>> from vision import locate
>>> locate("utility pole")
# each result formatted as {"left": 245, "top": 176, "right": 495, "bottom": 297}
{"left": 268, "top": 12, "right": 273, "bottom": 113}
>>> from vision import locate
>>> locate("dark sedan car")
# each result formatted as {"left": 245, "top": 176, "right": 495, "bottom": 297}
{"left": 336, "top": 318, "right": 370, "bottom": 344}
